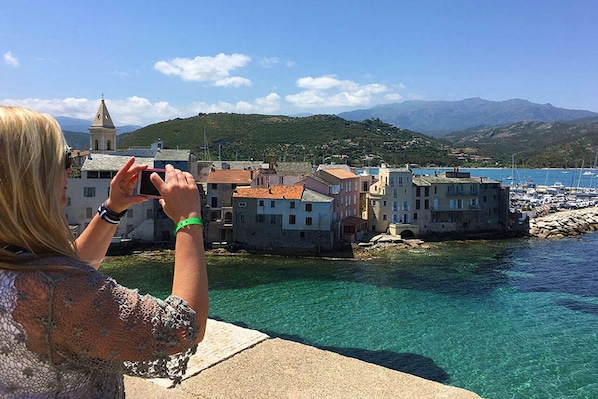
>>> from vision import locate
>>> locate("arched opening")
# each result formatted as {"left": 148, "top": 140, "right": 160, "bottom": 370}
{"left": 401, "top": 229, "right": 415, "bottom": 238}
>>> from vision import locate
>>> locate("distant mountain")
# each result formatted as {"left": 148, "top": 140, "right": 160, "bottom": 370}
{"left": 55, "top": 116, "right": 142, "bottom": 134}
{"left": 63, "top": 131, "right": 91, "bottom": 150}
{"left": 338, "top": 98, "right": 598, "bottom": 137}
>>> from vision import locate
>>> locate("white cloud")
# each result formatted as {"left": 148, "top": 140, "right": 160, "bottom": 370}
{"left": 214, "top": 76, "right": 252, "bottom": 88}
{"left": 190, "top": 93, "right": 281, "bottom": 115}
{"left": 384, "top": 93, "right": 403, "bottom": 102}
{"left": 3, "top": 51, "right": 19, "bottom": 67}
{"left": 286, "top": 75, "right": 395, "bottom": 109}
{"left": 0, "top": 96, "right": 184, "bottom": 126}
{"left": 154, "top": 53, "right": 252, "bottom": 86}
{"left": 260, "top": 57, "right": 280, "bottom": 68}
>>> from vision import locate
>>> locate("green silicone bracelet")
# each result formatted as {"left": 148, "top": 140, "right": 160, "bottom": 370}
{"left": 173, "top": 217, "right": 203, "bottom": 235}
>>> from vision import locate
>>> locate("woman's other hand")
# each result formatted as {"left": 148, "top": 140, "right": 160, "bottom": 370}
{"left": 150, "top": 164, "right": 201, "bottom": 223}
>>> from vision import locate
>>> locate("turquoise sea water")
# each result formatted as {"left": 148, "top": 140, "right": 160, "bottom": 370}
{"left": 103, "top": 234, "right": 598, "bottom": 399}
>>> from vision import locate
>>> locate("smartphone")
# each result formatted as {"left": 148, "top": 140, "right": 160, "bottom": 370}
{"left": 136, "top": 168, "right": 166, "bottom": 198}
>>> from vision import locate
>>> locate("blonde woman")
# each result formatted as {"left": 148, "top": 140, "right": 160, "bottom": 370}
{"left": 0, "top": 106, "right": 208, "bottom": 397}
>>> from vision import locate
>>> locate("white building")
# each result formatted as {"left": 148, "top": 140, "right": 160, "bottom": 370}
{"left": 65, "top": 100, "right": 196, "bottom": 243}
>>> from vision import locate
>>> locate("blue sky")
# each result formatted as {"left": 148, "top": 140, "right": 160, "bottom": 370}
{"left": 1, "top": 0, "right": 597, "bottom": 126}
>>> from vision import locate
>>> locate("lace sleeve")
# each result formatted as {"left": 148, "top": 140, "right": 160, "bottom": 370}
{"left": 49, "top": 270, "right": 201, "bottom": 384}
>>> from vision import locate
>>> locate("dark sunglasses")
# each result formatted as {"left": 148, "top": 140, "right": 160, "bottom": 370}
{"left": 65, "top": 151, "right": 76, "bottom": 170}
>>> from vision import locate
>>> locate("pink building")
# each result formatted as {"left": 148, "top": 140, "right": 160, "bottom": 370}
{"left": 300, "top": 168, "right": 367, "bottom": 243}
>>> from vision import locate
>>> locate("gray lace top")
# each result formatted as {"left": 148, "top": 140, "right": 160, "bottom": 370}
{"left": 0, "top": 256, "right": 200, "bottom": 398}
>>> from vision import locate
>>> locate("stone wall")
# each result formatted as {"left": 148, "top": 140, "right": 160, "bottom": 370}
{"left": 529, "top": 206, "right": 598, "bottom": 238}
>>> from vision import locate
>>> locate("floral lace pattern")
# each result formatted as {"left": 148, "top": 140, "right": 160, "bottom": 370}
{"left": 0, "top": 257, "right": 200, "bottom": 398}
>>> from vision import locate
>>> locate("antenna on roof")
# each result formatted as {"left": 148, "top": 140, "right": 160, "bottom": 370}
{"left": 203, "top": 127, "right": 211, "bottom": 161}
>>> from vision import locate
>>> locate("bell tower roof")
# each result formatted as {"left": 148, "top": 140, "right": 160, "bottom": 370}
{"left": 91, "top": 99, "right": 115, "bottom": 129}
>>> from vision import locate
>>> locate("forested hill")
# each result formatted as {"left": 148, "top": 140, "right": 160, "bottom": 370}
{"left": 444, "top": 119, "right": 598, "bottom": 168}
{"left": 117, "top": 113, "right": 455, "bottom": 167}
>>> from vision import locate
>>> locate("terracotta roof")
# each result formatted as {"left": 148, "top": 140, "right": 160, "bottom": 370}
{"left": 320, "top": 168, "right": 358, "bottom": 180}
{"left": 207, "top": 169, "right": 253, "bottom": 184}
{"left": 234, "top": 185, "right": 304, "bottom": 200}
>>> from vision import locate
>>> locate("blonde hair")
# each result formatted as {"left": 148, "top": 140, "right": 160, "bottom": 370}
{"left": 0, "top": 106, "right": 79, "bottom": 267}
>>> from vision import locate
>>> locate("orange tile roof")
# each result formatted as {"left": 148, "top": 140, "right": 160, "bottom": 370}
{"left": 207, "top": 169, "right": 253, "bottom": 184}
{"left": 323, "top": 168, "right": 358, "bottom": 179}
{"left": 234, "top": 185, "right": 304, "bottom": 200}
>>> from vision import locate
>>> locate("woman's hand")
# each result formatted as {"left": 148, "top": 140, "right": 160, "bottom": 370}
{"left": 150, "top": 164, "right": 201, "bottom": 223}
{"left": 105, "top": 157, "right": 149, "bottom": 213}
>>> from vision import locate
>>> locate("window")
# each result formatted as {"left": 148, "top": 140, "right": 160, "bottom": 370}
{"left": 270, "top": 200, "right": 275, "bottom": 208}
{"left": 290, "top": 201, "right": 295, "bottom": 209}
{"left": 416, "top": 187, "right": 421, "bottom": 197}
{"left": 289, "top": 214, "right": 296, "bottom": 224}
{"left": 211, "top": 183, "right": 217, "bottom": 189}
{"left": 306, "top": 217, "right": 313, "bottom": 225}
{"left": 85, "top": 207, "right": 93, "bottom": 218}
{"left": 414, "top": 212, "right": 418, "bottom": 220}
{"left": 300, "top": 231, "right": 305, "bottom": 238}
{"left": 398, "top": 176, "right": 403, "bottom": 187}
{"left": 238, "top": 201, "right": 247, "bottom": 208}
{"left": 425, "top": 187, "right": 430, "bottom": 196}
{"left": 383, "top": 200, "right": 387, "bottom": 207}
{"left": 83, "top": 187, "right": 96, "bottom": 197}
{"left": 270, "top": 214, "right": 277, "bottom": 224}
{"left": 416, "top": 199, "right": 421, "bottom": 210}
{"left": 256, "top": 214, "right": 264, "bottom": 223}
{"left": 305, "top": 203, "right": 312, "bottom": 212}
{"left": 211, "top": 197, "right": 218, "bottom": 208}
{"left": 383, "top": 214, "right": 387, "bottom": 221}
{"left": 425, "top": 199, "right": 430, "bottom": 209}
{"left": 259, "top": 200, "right": 265, "bottom": 207}
{"left": 87, "top": 171, "right": 98, "bottom": 179}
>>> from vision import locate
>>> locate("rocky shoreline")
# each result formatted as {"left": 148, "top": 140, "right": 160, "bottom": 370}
{"left": 528, "top": 206, "right": 598, "bottom": 239}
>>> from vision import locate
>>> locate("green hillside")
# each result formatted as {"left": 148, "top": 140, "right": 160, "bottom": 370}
{"left": 444, "top": 120, "right": 598, "bottom": 168}
{"left": 117, "top": 113, "right": 456, "bottom": 167}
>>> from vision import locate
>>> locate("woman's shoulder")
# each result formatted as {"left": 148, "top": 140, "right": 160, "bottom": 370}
{"left": 16, "top": 256, "right": 99, "bottom": 281}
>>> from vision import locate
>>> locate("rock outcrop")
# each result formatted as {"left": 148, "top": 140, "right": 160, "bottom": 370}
{"left": 528, "top": 206, "right": 598, "bottom": 238}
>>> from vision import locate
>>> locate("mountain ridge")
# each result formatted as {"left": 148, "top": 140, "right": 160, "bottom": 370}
{"left": 338, "top": 98, "right": 598, "bottom": 136}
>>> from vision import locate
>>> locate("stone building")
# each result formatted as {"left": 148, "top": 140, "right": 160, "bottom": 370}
{"left": 232, "top": 185, "right": 334, "bottom": 252}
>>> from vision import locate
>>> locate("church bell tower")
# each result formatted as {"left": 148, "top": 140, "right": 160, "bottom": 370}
{"left": 88, "top": 99, "right": 117, "bottom": 153}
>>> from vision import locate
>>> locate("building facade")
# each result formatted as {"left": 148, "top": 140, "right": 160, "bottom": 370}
{"left": 232, "top": 185, "right": 334, "bottom": 252}
{"left": 368, "top": 166, "right": 415, "bottom": 234}
{"left": 204, "top": 169, "right": 253, "bottom": 246}
{"left": 411, "top": 170, "right": 509, "bottom": 235}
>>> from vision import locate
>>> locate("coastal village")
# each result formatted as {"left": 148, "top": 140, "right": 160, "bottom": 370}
{"left": 66, "top": 101, "right": 598, "bottom": 254}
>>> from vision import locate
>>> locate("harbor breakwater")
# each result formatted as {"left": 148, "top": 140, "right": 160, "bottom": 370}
{"left": 528, "top": 206, "right": 598, "bottom": 238}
